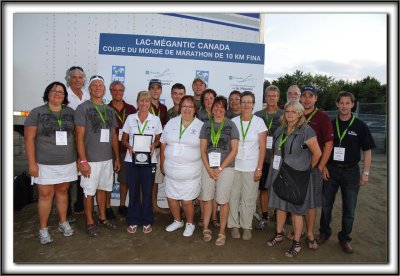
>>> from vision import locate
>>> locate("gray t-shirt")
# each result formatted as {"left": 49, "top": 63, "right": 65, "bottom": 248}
{"left": 24, "top": 104, "right": 77, "bottom": 165}
{"left": 199, "top": 118, "right": 240, "bottom": 168}
{"left": 254, "top": 108, "right": 284, "bottom": 163}
{"left": 196, "top": 108, "right": 211, "bottom": 122}
{"left": 74, "top": 100, "right": 118, "bottom": 162}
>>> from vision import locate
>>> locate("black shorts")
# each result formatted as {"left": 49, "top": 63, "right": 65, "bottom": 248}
{"left": 258, "top": 162, "right": 271, "bottom": 191}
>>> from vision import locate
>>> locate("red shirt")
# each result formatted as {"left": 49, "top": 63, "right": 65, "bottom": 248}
{"left": 150, "top": 102, "right": 168, "bottom": 128}
{"left": 305, "top": 108, "right": 334, "bottom": 151}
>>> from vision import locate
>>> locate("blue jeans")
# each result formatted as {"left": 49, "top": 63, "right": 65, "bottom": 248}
{"left": 319, "top": 164, "right": 360, "bottom": 242}
{"left": 125, "top": 162, "right": 155, "bottom": 226}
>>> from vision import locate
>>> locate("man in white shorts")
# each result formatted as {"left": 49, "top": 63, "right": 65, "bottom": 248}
{"left": 74, "top": 75, "right": 121, "bottom": 237}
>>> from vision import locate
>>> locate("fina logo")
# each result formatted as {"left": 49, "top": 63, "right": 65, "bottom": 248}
{"left": 112, "top": 66, "right": 125, "bottom": 82}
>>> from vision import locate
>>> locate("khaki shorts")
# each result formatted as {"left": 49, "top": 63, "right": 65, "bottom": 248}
{"left": 80, "top": 159, "right": 114, "bottom": 196}
{"left": 154, "top": 148, "right": 164, "bottom": 184}
{"left": 201, "top": 166, "right": 235, "bottom": 204}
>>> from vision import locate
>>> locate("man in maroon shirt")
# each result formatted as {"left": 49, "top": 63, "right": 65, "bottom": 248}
{"left": 148, "top": 79, "right": 169, "bottom": 214}
{"left": 299, "top": 85, "right": 334, "bottom": 249}
{"left": 107, "top": 81, "right": 136, "bottom": 218}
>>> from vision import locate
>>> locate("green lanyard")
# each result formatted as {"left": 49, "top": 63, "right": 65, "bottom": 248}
{"left": 278, "top": 127, "right": 295, "bottom": 151}
{"left": 210, "top": 118, "right": 225, "bottom": 148}
{"left": 136, "top": 119, "right": 149, "bottom": 135}
{"left": 206, "top": 111, "right": 211, "bottom": 121}
{"left": 92, "top": 102, "right": 107, "bottom": 126}
{"left": 151, "top": 106, "right": 160, "bottom": 118}
{"left": 114, "top": 108, "right": 126, "bottom": 124}
{"left": 179, "top": 118, "right": 193, "bottom": 141}
{"left": 265, "top": 109, "right": 277, "bottom": 130}
{"left": 336, "top": 114, "right": 356, "bottom": 146}
{"left": 48, "top": 105, "right": 63, "bottom": 130}
{"left": 305, "top": 108, "right": 319, "bottom": 124}
{"left": 240, "top": 115, "right": 253, "bottom": 145}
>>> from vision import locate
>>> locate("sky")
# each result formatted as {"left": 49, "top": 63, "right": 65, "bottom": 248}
{"left": 263, "top": 13, "right": 387, "bottom": 84}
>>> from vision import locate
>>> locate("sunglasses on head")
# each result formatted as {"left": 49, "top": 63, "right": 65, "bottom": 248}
{"left": 90, "top": 75, "right": 104, "bottom": 81}
{"left": 68, "top": 66, "right": 84, "bottom": 72}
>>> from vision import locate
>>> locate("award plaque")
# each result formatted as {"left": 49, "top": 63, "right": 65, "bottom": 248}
{"left": 133, "top": 134, "right": 153, "bottom": 166}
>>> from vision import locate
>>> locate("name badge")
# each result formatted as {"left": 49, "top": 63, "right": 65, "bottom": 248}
{"left": 333, "top": 147, "right": 345, "bottom": 161}
{"left": 118, "top": 129, "right": 123, "bottom": 141}
{"left": 266, "top": 136, "right": 273, "bottom": 149}
{"left": 273, "top": 155, "right": 281, "bottom": 170}
{"left": 173, "top": 144, "right": 185, "bottom": 157}
{"left": 237, "top": 146, "right": 247, "bottom": 160}
{"left": 56, "top": 131, "right": 67, "bottom": 146}
{"left": 208, "top": 152, "right": 221, "bottom": 167}
{"left": 100, "top": 129, "right": 110, "bottom": 143}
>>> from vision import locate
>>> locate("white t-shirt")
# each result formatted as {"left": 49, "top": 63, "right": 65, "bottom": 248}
{"left": 160, "top": 115, "right": 203, "bottom": 165}
{"left": 122, "top": 112, "right": 163, "bottom": 163}
{"left": 232, "top": 115, "right": 267, "bottom": 172}
{"left": 67, "top": 87, "right": 90, "bottom": 110}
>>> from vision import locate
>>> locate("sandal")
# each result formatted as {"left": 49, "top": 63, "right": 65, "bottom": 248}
{"left": 203, "top": 229, "right": 212, "bottom": 242}
{"left": 198, "top": 218, "right": 204, "bottom": 227}
{"left": 143, "top": 224, "right": 152, "bottom": 234}
{"left": 86, "top": 224, "right": 100, "bottom": 237}
{"left": 267, "top": 231, "right": 284, "bottom": 247}
{"left": 306, "top": 238, "right": 319, "bottom": 250}
{"left": 211, "top": 219, "right": 220, "bottom": 227}
{"left": 285, "top": 240, "right": 302, "bottom": 257}
{"left": 215, "top": 233, "right": 226, "bottom": 246}
{"left": 98, "top": 218, "right": 117, "bottom": 229}
{"left": 127, "top": 225, "right": 137, "bottom": 234}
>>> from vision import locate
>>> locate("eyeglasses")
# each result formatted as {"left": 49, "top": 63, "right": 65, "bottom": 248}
{"left": 285, "top": 110, "right": 298, "bottom": 114}
{"left": 90, "top": 75, "right": 104, "bottom": 81}
{"left": 182, "top": 105, "right": 194, "bottom": 109}
{"left": 68, "top": 66, "right": 84, "bottom": 72}
{"left": 49, "top": 90, "right": 64, "bottom": 95}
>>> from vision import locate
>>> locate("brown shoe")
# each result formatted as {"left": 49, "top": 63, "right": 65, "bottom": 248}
{"left": 339, "top": 241, "right": 353, "bottom": 254}
{"left": 317, "top": 233, "right": 330, "bottom": 245}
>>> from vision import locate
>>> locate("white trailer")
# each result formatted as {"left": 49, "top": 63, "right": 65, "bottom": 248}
{"left": 13, "top": 13, "right": 265, "bottom": 125}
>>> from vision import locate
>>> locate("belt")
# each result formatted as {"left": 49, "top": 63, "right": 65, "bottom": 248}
{"left": 329, "top": 163, "right": 358, "bottom": 170}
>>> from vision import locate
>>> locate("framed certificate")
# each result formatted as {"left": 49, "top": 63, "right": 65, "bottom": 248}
{"left": 133, "top": 134, "right": 153, "bottom": 165}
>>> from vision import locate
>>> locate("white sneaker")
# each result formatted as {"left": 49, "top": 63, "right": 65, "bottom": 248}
{"left": 165, "top": 220, "right": 184, "bottom": 232}
{"left": 39, "top": 228, "right": 54, "bottom": 245}
{"left": 183, "top": 223, "right": 195, "bottom": 237}
{"left": 58, "top": 221, "right": 74, "bottom": 237}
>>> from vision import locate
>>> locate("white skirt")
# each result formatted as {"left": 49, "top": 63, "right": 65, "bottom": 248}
{"left": 34, "top": 162, "right": 78, "bottom": 185}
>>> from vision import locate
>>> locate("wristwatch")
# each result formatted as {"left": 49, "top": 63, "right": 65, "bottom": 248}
{"left": 362, "top": 171, "right": 369, "bottom": 176}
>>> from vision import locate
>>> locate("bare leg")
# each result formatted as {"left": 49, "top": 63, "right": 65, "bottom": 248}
{"left": 212, "top": 199, "right": 218, "bottom": 222}
{"left": 105, "top": 191, "right": 111, "bottom": 209}
{"left": 167, "top": 198, "right": 181, "bottom": 221}
{"left": 84, "top": 195, "right": 94, "bottom": 225}
{"left": 37, "top": 185, "right": 55, "bottom": 228}
{"left": 203, "top": 200, "right": 212, "bottom": 231}
{"left": 182, "top": 200, "right": 194, "bottom": 224}
{"left": 54, "top": 182, "right": 70, "bottom": 223}
{"left": 219, "top": 203, "right": 229, "bottom": 236}
{"left": 276, "top": 209, "right": 287, "bottom": 234}
{"left": 119, "top": 183, "right": 128, "bottom": 207}
{"left": 305, "top": 208, "right": 316, "bottom": 240}
{"left": 96, "top": 189, "right": 106, "bottom": 220}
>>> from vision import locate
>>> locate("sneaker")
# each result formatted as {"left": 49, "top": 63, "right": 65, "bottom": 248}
{"left": 231, "top": 227, "right": 241, "bottom": 239}
{"left": 118, "top": 206, "right": 128, "bottom": 217}
{"left": 166, "top": 220, "right": 184, "bottom": 232}
{"left": 242, "top": 229, "right": 252, "bottom": 240}
{"left": 58, "top": 221, "right": 74, "bottom": 237}
{"left": 255, "top": 218, "right": 269, "bottom": 230}
{"left": 39, "top": 228, "right": 54, "bottom": 245}
{"left": 106, "top": 207, "right": 116, "bottom": 220}
{"left": 183, "top": 223, "right": 195, "bottom": 237}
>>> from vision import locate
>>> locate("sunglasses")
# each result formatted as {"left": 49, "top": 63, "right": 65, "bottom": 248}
{"left": 90, "top": 75, "right": 104, "bottom": 81}
{"left": 68, "top": 66, "right": 84, "bottom": 72}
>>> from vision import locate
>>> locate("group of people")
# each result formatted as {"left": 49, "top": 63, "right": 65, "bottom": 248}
{"left": 24, "top": 66, "right": 375, "bottom": 257}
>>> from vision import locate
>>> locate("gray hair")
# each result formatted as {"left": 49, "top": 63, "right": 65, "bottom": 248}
{"left": 65, "top": 67, "right": 86, "bottom": 87}
{"left": 109, "top": 80, "right": 125, "bottom": 91}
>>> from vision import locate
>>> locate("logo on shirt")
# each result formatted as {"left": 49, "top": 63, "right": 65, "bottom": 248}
{"left": 112, "top": 66, "right": 125, "bottom": 82}
{"left": 347, "top": 131, "right": 358, "bottom": 136}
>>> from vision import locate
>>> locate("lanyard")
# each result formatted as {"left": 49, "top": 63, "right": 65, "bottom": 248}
{"left": 151, "top": 106, "right": 160, "bottom": 118}
{"left": 179, "top": 118, "right": 194, "bottom": 141}
{"left": 210, "top": 118, "right": 225, "bottom": 148}
{"left": 278, "top": 127, "right": 295, "bottom": 151}
{"left": 92, "top": 102, "right": 107, "bottom": 125}
{"left": 265, "top": 109, "right": 277, "bottom": 130}
{"left": 48, "top": 105, "right": 63, "bottom": 130}
{"left": 207, "top": 111, "right": 211, "bottom": 121}
{"left": 113, "top": 108, "right": 126, "bottom": 124}
{"left": 240, "top": 115, "right": 253, "bottom": 144}
{"left": 336, "top": 114, "right": 356, "bottom": 146}
{"left": 305, "top": 108, "right": 319, "bottom": 124}
{"left": 136, "top": 119, "right": 149, "bottom": 135}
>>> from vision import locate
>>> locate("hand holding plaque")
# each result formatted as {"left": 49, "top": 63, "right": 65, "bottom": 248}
{"left": 133, "top": 134, "right": 153, "bottom": 165}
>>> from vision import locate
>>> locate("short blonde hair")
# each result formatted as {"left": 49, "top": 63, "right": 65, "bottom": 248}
{"left": 280, "top": 100, "right": 306, "bottom": 128}
{"left": 136, "top": 91, "right": 151, "bottom": 103}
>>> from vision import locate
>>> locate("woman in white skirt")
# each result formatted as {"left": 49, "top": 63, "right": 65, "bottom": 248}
{"left": 160, "top": 95, "right": 204, "bottom": 237}
{"left": 24, "top": 81, "right": 78, "bottom": 244}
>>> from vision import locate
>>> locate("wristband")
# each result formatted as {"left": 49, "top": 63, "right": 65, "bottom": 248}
{"left": 218, "top": 167, "right": 223, "bottom": 171}
{"left": 80, "top": 160, "right": 88, "bottom": 164}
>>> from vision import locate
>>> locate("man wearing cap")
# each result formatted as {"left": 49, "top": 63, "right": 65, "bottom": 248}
{"left": 64, "top": 66, "right": 90, "bottom": 222}
{"left": 192, "top": 76, "right": 207, "bottom": 110}
{"left": 296, "top": 85, "right": 334, "bottom": 249}
{"left": 107, "top": 80, "right": 137, "bottom": 218}
{"left": 148, "top": 79, "right": 169, "bottom": 214}
{"left": 318, "top": 91, "right": 375, "bottom": 254}
{"left": 167, "top": 83, "right": 186, "bottom": 121}
{"left": 74, "top": 75, "right": 121, "bottom": 237}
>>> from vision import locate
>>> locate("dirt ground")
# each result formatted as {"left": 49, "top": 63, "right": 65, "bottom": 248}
{"left": 11, "top": 151, "right": 388, "bottom": 271}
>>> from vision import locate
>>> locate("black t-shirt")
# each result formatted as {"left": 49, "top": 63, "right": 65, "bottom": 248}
{"left": 329, "top": 114, "right": 376, "bottom": 165}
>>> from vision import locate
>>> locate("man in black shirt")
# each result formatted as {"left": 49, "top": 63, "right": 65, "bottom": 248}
{"left": 318, "top": 91, "right": 375, "bottom": 254}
